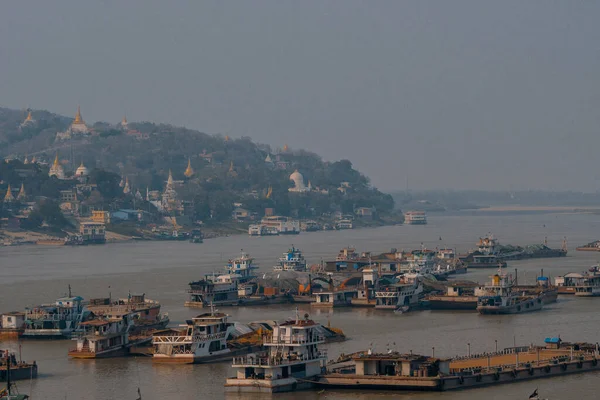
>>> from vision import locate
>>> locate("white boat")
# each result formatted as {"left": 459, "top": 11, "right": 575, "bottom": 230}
{"left": 375, "top": 277, "right": 423, "bottom": 310}
{"left": 273, "top": 246, "right": 307, "bottom": 272}
{"left": 152, "top": 306, "right": 245, "bottom": 364}
{"left": 225, "top": 311, "right": 327, "bottom": 393}
{"left": 404, "top": 211, "right": 427, "bottom": 225}
{"left": 476, "top": 271, "right": 544, "bottom": 314}
{"left": 574, "top": 273, "right": 600, "bottom": 297}
{"left": 225, "top": 251, "right": 259, "bottom": 282}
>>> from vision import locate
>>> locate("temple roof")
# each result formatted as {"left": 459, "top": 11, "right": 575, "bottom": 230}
{"left": 184, "top": 158, "right": 194, "bottom": 178}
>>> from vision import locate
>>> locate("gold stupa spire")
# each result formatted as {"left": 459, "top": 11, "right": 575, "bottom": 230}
{"left": 17, "top": 183, "right": 26, "bottom": 201}
{"left": 4, "top": 184, "right": 14, "bottom": 202}
{"left": 74, "top": 106, "right": 83, "bottom": 124}
{"left": 229, "top": 161, "right": 234, "bottom": 172}
{"left": 225, "top": 135, "right": 230, "bottom": 142}
{"left": 121, "top": 115, "right": 128, "bottom": 125}
{"left": 283, "top": 144, "right": 289, "bottom": 152}
{"left": 167, "top": 169, "right": 174, "bottom": 186}
{"left": 184, "top": 158, "right": 194, "bottom": 178}
{"left": 25, "top": 111, "right": 33, "bottom": 122}
{"left": 53, "top": 153, "right": 60, "bottom": 168}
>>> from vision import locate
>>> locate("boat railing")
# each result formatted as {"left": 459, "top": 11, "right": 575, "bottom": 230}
{"left": 266, "top": 335, "right": 326, "bottom": 345}
{"left": 233, "top": 350, "right": 327, "bottom": 367}
{"left": 152, "top": 331, "right": 226, "bottom": 344}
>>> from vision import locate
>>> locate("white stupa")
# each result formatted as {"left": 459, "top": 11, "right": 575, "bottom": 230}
{"left": 288, "top": 169, "right": 309, "bottom": 193}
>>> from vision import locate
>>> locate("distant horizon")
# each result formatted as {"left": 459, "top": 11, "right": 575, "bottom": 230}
{"left": 1, "top": 1, "right": 599, "bottom": 192}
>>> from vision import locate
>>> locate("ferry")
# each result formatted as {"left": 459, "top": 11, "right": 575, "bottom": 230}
{"left": 152, "top": 307, "right": 256, "bottom": 364}
{"left": 224, "top": 251, "right": 259, "bottom": 282}
{"left": 248, "top": 224, "right": 279, "bottom": 236}
{"left": 476, "top": 272, "right": 543, "bottom": 314}
{"left": 86, "top": 293, "right": 169, "bottom": 333}
{"left": 68, "top": 311, "right": 151, "bottom": 359}
{"left": 22, "top": 289, "right": 87, "bottom": 339}
{"left": 555, "top": 268, "right": 600, "bottom": 295}
{"left": 375, "top": 277, "right": 424, "bottom": 310}
{"left": 404, "top": 211, "right": 427, "bottom": 225}
{"left": 225, "top": 312, "right": 327, "bottom": 393}
{"left": 574, "top": 273, "right": 600, "bottom": 297}
{"left": 576, "top": 240, "right": 600, "bottom": 252}
{"left": 335, "top": 219, "right": 353, "bottom": 230}
{"left": 185, "top": 275, "right": 241, "bottom": 308}
{"left": 273, "top": 246, "right": 307, "bottom": 272}
{"left": 260, "top": 216, "right": 300, "bottom": 235}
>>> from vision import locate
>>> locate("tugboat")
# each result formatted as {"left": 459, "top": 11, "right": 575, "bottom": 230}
{"left": 225, "top": 310, "right": 327, "bottom": 393}
{"left": 273, "top": 246, "right": 307, "bottom": 272}
{"left": 476, "top": 271, "right": 544, "bottom": 314}
{"left": 22, "top": 287, "right": 87, "bottom": 339}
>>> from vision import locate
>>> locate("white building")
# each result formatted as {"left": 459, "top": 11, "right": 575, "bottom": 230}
{"left": 288, "top": 170, "right": 310, "bottom": 193}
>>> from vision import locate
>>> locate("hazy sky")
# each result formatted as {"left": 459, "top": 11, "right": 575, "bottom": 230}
{"left": 1, "top": 1, "right": 599, "bottom": 191}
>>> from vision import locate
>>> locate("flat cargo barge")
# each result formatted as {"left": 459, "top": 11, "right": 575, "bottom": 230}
{"left": 316, "top": 338, "right": 600, "bottom": 392}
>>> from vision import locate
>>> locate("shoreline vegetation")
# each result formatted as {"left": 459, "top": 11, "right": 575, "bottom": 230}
{"left": 0, "top": 214, "right": 404, "bottom": 246}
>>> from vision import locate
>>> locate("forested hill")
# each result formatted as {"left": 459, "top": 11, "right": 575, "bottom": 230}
{"left": 0, "top": 107, "right": 394, "bottom": 219}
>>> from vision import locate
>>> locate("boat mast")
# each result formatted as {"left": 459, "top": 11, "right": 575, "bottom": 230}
{"left": 6, "top": 351, "right": 11, "bottom": 396}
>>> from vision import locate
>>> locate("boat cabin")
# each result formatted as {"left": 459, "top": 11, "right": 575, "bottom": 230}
{"left": 1, "top": 312, "right": 25, "bottom": 329}
{"left": 352, "top": 352, "right": 450, "bottom": 377}
{"left": 312, "top": 290, "right": 356, "bottom": 307}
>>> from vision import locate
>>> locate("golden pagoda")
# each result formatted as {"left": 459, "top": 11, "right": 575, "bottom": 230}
{"left": 17, "top": 183, "right": 26, "bottom": 201}
{"left": 49, "top": 153, "right": 65, "bottom": 179}
{"left": 283, "top": 144, "right": 289, "bottom": 152}
{"left": 184, "top": 158, "right": 194, "bottom": 178}
{"left": 265, "top": 185, "right": 272, "bottom": 199}
{"left": 123, "top": 177, "right": 131, "bottom": 194}
{"left": 74, "top": 105, "right": 84, "bottom": 124}
{"left": 3, "top": 184, "right": 14, "bottom": 203}
{"left": 20, "top": 109, "right": 35, "bottom": 128}
{"left": 225, "top": 135, "right": 230, "bottom": 142}
{"left": 25, "top": 111, "right": 33, "bottom": 122}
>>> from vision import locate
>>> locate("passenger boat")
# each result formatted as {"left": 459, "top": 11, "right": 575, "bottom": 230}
{"left": 185, "top": 251, "right": 261, "bottom": 308}
{"left": 273, "top": 246, "right": 307, "bottom": 272}
{"left": 576, "top": 240, "right": 600, "bottom": 252}
{"left": 404, "top": 211, "right": 427, "bottom": 225}
{"left": 86, "top": 293, "right": 169, "bottom": 333}
{"left": 573, "top": 273, "right": 600, "bottom": 297}
{"left": 68, "top": 311, "right": 151, "bottom": 359}
{"left": 0, "top": 351, "right": 37, "bottom": 382}
{"left": 152, "top": 307, "right": 256, "bottom": 364}
{"left": 22, "top": 288, "right": 87, "bottom": 339}
{"left": 476, "top": 272, "right": 544, "bottom": 314}
{"left": 375, "top": 276, "right": 424, "bottom": 310}
{"left": 225, "top": 312, "right": 327, "bottom": 393}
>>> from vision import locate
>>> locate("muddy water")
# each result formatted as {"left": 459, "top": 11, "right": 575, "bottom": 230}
{"left": 1, "top": 211, "right": 600, "bottom": 399}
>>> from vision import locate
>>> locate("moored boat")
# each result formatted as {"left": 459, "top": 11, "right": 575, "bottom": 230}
{"left": 273, "top": 246, "right": 307, "bottom": 272}
{"left": 225, "top": 312, "right": 327, "bottom": 393}
{"left": 86, "top": 293, "right": 169, "bottom": 333}
{"left": 0, "top": 351, "right": 37, "bottom": 383}
{"left": 22, "top": 288, "right": 87, "bottom": 339}
{"left": 152, "top": 308, "right": 257, "bottom": 364}
{"left": 68, "top": 311, "right": 151, "bottom": 359}
{"left": 476, "top": 272, "right": 544, "bottom": 314}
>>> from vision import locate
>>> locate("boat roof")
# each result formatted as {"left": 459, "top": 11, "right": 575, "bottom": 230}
{"left": 194, "top": 312, "right": 227, "bottom": 319}
{"left": 545, "top": 337, "right": 561, "bottom": 343}
{"left": 80, "top": 319, "right": 112, "bottom": 327}
{"left": 279, "top": 319, "right": 317, "bottom": 327}
{"left": 56, "top": 296, "right": 84, "bottom": 301}
{"left": 2, "top": 311, "right": 25, "bottom": 316}
{"left": 564, "top": 273, "right": 585, "bottom": 278}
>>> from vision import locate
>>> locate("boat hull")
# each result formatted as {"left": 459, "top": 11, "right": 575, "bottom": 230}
{"left": 225, "top": 377, "right": 315, "bottom": 393}
{"left": 68, "top": 346, "right": 129, "bottom": 359}
{"left": 428, "top": 296, "right": 478, "bottom": 310}
{"left": 21, "top": 329, "right": 74, "bottom": 339}
{"left": 477, "top": 299, "right": 543, "bottom": 314}
{"left": 558, "top": 286, "right": 577, "bottom": 295}
{"left": 466, "top": 262, "right": 507, "bottom": 269}
{"left": 153, "top": 346, "right": 258, "bottom": 364}
{"left": 0, "top": 365, "right": 38, "bottom": 382}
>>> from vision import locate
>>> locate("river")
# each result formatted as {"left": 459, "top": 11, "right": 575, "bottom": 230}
{"left": 1, "top": 211, "right": 600, "bottom": 399}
